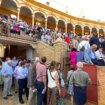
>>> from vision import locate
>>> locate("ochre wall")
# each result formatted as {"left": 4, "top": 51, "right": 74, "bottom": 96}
{"left": 36, "top": 38, "right": 67, "bottom": 64}
{"left": 97, "top": 66, "right": 105, "bottom": 105}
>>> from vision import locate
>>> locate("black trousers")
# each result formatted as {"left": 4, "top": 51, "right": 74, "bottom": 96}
{"left": 91, "top": 59, "right": 105, "bottom": 66}
{"left": 18, "top": 78, "right": 29, "bottom": 101}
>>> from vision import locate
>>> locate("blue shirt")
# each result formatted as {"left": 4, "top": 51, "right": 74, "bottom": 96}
{"left": 12, "top": 60, "right": 18, "bottom": 67}
{"left": 76, "top": 51, "right": 84, "bottom": 62}
{"left": 1, "top": 63, "right": 13, "bottom": 77}
{"left": 17, "top": 67, "right": 28, "bottom": 79}
{"left": 91, "top": 51, "right": 96, "bottom": 59}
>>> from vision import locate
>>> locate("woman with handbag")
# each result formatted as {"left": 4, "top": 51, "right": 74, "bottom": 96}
{"left": 56, "top": 63, "right": 65, "bottom": 105}
{"left": 47, "top": 61, "right": 61, "bottom": 105}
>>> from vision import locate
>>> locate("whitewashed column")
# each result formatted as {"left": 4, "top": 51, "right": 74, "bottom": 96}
{"left": 45, "top": 18, "right": 47, "bottom": 29}
{"left": 17, "top": 7, "right": 20, "bottom": 22}
{"left": 65, "top": 23, "right": 67, "bottom": 33}
{"left": 32, "top": 13, "right": 35, "bottom": 27}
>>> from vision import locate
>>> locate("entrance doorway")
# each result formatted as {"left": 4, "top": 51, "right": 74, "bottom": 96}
{"left": 4, "top": 44, "right": 34, "bottom": 60}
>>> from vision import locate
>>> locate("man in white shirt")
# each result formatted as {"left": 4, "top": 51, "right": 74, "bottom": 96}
{"left": 2, "top": 60, "right": 13, "bottom": 99}
{"left": 78, "top": 36, "right": 90, "bottom": 51}
{"left": 41, "top": 33, "right": 46, "bottom": 42}
{"left": 95, "top": 47, "right": 105, "bottom": 60}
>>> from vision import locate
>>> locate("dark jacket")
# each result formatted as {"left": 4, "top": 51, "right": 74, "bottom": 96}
{"left": 89, "top": 35, "right": 100, "bottom": 48}
{"left": 27, "top": 64, "right": 36, "bottom": 87}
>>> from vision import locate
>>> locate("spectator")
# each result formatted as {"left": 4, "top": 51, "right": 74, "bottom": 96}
{"left": 101, "top": 39, "right": 105, "bottom": 54}
{"left": 70, "top": 62, "right": 92, "bottom": 105}
{"left": 78, "top": 36, "right": 90, "bottom": 51}
{"left": 14, "top": 61, "right": 21, "bottom": 93}
{"left": 72, "top": 36, "right": 79, "bottom": 50}
{"left": 89, "top": 34, "right": 100, "bottom": 49}
{"left": 35, "top": 56, "right": 47, "bottom": 105}
{"left": 17, "top": 61, "right": 29, "bottom": 104}
{"left": 76, "top": 47, "right": 85, "bottom": 63}
{"left": 67, "top": 65, "right": 75, "bottom": 105}
{"left": 47, "top": 61, "right": 61, "bottom": 105}
{"left": 95, "top": 47, "right": 105, "bottom": 60}
{"left": 69, "top": 48, "right": 77, "bottom": 68}
{"left": 27, "top": 57, "right": 40, "bottom": 105}
{"left": 84, "top": 44, "right": 105, "bottom": 66}
{"left": 2, "top": 60, "right": 13, "bottom": 99}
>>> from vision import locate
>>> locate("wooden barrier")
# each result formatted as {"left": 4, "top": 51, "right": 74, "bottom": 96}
{"left": 83, "top": 65, "right": 105, "bottom": 105}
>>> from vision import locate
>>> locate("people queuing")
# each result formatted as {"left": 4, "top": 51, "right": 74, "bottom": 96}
{"left": 1, "top": 13, "right": 105, "bottom": 105}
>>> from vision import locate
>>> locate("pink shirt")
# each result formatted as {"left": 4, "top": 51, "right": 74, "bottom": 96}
{"left": 69, "top": 51, "right": 77, "bottom": 65}
{"left": 36, "top": 63, "right": 47, "bottom": 82}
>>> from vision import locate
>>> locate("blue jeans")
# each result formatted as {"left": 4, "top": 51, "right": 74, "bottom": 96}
{"left": 74, "top": 86, "right": 87, "bottom": 105}
{"left": 35, "top": 81, "right": 44, "bottom": 105}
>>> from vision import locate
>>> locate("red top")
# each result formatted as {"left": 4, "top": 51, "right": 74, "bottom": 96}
{"left": 64, "top": 36, "right": 70, "bottom": 43}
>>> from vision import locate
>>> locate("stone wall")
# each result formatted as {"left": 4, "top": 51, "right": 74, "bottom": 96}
{"left": 36, "top": 37, "right": 67, "bottom": 63}
{"left": 97, "top": 66, "right": 105, "bottom": 105}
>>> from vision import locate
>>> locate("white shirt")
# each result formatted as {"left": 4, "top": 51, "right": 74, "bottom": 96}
{"left": 17, "top": 67, "right": 28, "bottom": 79}
{"left": 41, "top": 35, "right": 46, "bottom": 42}
{"left": 78, "top": 40, "right": 90, "bottom": 51}
{"left": 47, "top": 70, "right": 57, "bottom": 88}
{"left": 95, "top": 51, "right": 104, "bottom": 59}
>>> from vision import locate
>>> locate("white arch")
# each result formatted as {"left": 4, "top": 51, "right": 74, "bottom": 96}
{"left": 0, "top": 0, "right": 19, "bottom": 8}
{"left": 47, "top": 16, "right": 56, "bottom": 22}
{"left": 35, "top": 11, "right": 46, "bottom": 19}
{"left": 35, "top": 11, "right": 47, "bottom": 18}
{"left": 58, "top": 20, "right": 65, "bottom": 25}
{"left": 20, "top": 4, "right": 33, "bottom": 14}
{"left": 13, "top": 0, "right": 19, "bottom": 7}
{"left": 75, "top": 24, "right": 82, "bottom": 28}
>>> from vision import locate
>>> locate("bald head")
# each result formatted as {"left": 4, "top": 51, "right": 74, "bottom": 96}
{"left": 91, "top": 44, "right": 97, "bottom": 51}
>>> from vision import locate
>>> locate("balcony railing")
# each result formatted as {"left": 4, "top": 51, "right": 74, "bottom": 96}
{"left": 0, "top": 27, "right": 37, "bottom": 42}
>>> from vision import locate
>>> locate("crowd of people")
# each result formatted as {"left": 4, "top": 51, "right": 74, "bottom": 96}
{"left": 69, "top": 34, "right": 105, "bottom": 67}
{"left": 0, "top": 56, "right": 92, "bottom": 105}
{"left": 0, "top": 14, "right": 75, "bottom": 45}
{"left": 1, "top": 13, "right": 105, "bottom": 105}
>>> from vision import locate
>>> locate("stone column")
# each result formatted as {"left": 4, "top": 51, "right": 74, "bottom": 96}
{"left": 73, "top": 26, "right": 75, "bottom": 36}
{"left": 65, "top": 23, "right": 67, "bottom": 33}
{"left": 17, "top": 7, "right": 20, "bottom": 22}
{"left": 45, "top": 18, "right": 47, "bottom": 29}
{"left": 55, "top": 20, "right": 58, "bottom": 30}
{"left": 97, "top": 29, "right": 100, "bottom": 37}
{"left": 82, "top": 27, "right": 84, "bottom": 35}
{"left": 53, "top": 36, "right": 67, "bottom": 62}
{"left": 0, "top": 0, "right": 2, "bottom": 6}
{"left": 32, "top": 13, "right": 35, "bottom": 27}
{"left": 90, "top": 27, "right": 92, "bottom": 35}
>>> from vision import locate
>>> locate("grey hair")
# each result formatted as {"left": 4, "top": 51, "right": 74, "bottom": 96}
{"left": 77, "top": 62, "right": 83, "bottom": 68}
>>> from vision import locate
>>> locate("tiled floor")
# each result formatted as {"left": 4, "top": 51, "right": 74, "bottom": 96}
{"left": 0, "top": 88, "right": 70, "bottom": 105}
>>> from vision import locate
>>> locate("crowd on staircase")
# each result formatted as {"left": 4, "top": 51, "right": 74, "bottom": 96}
{"left": 1, "top": 14, "right": 105, "bottom": 105}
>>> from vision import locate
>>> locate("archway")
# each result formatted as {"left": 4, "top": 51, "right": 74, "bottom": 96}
{"left": 67, "top": 23, "right": 73, "bottom": 33}
{"left": 47, "top": 16, "right": 56, "bottom": 30}
{"left": 58, "top": 20, "right": 65, "bottom": 32}
{"left": 75, "top": 25, "right": 82, "bottom": 35}
{"left": 20, "top": 6, "right": 32, "bottom": 23}
{"left": 84, "top": 26, "right": 90, "bottom": 35}
{"left": 35, "top": 12, "right": 45, "bottom": 27}
{"left": 99, "top": 29, "right": 104, "bottom": 36}
{"left": 92, "top": 28, "right": 97, "bottom": 35}
{"left": 0, "top": 0, "right": 17, "bottom": 16}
